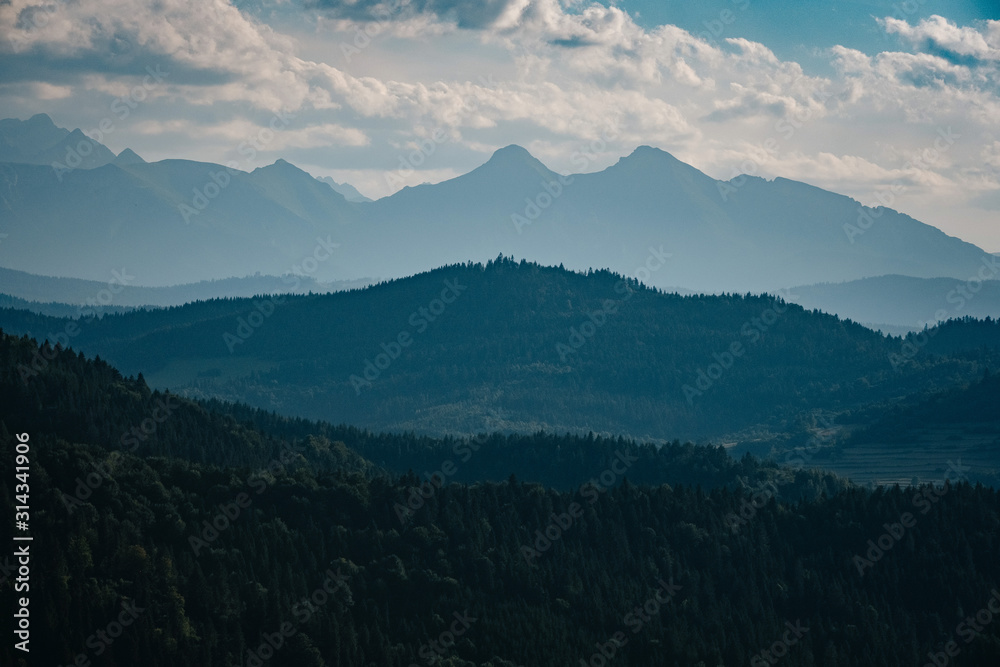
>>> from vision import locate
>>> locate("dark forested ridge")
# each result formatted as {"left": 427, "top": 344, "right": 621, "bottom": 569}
{"left": 805, "top": 370, "right": 1000, "bottom": 487}
{"left": 0, "top": 328, "right": 845, "bottom": 511}
{"left": 3, "top": 330, "right": 1000, "bottom": 667}
{"left": 2, "top": 258, "right": 998, "bottom": 442}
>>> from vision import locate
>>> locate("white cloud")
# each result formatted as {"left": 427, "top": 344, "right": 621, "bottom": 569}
{"left": 31, "top": 82, "right": 73, "bottom": 100}
{"left": 882, "top": 15, "right": 1000, "bottom": 62}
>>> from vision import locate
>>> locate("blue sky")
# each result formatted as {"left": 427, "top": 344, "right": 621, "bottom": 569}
{"left": 1, "top": 0, "right": 999, "bottom": 249}
{"left": 624, "top": 0, "right": 999, "bottom": 66}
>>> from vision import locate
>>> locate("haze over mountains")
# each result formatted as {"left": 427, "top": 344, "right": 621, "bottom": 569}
{"left": 0, "top": 112, "right": 117, "bottom": 168}
{"left": 1, "top": 114, "right": 993, "bottom": 296}
{"left": 785, "top": 274, "right": 1000, "bottom": 334}
{"left": 0, "top": 266, "right": 372, "bottom": 313}
{"left": 316, "top": 175, "right": 372, "bottom": 203}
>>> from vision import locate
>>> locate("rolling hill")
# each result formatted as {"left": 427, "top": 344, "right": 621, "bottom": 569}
{"left": 2, "top": 259, "right": 996, "bottom": 442}
{"left": 816, "top": 371, "right": 1000, "bottom": 487}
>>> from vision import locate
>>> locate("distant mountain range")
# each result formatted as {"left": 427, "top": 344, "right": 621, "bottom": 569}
{"left": 786, "top": 274, "right": 1000, "bottom": 334}
{"left": 316, "top": 175, "right": 372, "bottom": 202}
{"left": 0, "top": 112, "right": 118, "bottom": 168}
{"left": 0, "top": 113, "right": 993, "bottom": 293}
{"left": 0, "top": 266, "right": 372, "bottom": 311}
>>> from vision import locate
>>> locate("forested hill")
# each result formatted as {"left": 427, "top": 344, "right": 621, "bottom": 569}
{"left": 847, "top": 370, "right": 1000, "bottom": 445}
{"left": 0, "top": 329, "right": 843, "bottom": 497}
{"left": 4, "top": 332, "right": 1000, "bottom": 666}
{"left": 1, "top": 258, "right": 997, "bottom": 440}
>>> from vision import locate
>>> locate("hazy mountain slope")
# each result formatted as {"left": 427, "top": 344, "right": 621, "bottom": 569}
{"left": 0, "top": 112, "right": 116, "bottom": 167}
{"left": 2, "top": 113, "right": 994, "bottom": 292}
{"left": 346, "top": 145, "right": 993, "bottom": 293}
{"left": 717, "top": 177, "right": 991, "bottom": 289}
{"left": 345, "top": 145, "right": 747, "bottom": 285}
{"left": 0, "top": 158, "right": 358, "bottom": 284}
{"left": 113, "top": 147, "right": 146, "bottom": 166}
{"left": 786, "top": 275, "right": 1000, "bottom": 332}
{"left": 346, "top": 145, "right": 568, "bottom": 277}
{"left": 0, "top": 115, "right": 365, "bottom": 283}
{"left": 0, "top": 266, "right": 373, "bottom": 310}
{"left": 317, "top": 175, "right": 371, "bottom": 202}
{"left": 551, "top": 147, "right": 749, "bottom": 286}
{"left": 246, "top": 159, "right": 359, "bottom": 225}
{"left": 0, "top": 293, "right": 134, "bottom": 317}
{"left": 2, "top": 259, "right": 995, "bottom": 440}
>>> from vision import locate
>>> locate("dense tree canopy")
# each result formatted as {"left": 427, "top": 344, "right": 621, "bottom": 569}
{"left": 2, "top": 330, "right": 1000, "bottom": 666}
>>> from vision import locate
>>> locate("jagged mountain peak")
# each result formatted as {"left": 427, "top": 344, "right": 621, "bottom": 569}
{"left": 474, "top": 144, "right": 556, "bottom": 176}
{"left": 113, "top": 148, "right": 146, "bottom": 165}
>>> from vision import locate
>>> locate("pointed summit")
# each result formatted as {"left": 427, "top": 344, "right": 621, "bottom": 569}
{"left": 488, "top": 144, "right": 536, "bottom": 162}
{"left": 251, "top": 159, "right": 334, "bottom": 186}
{"left": 252, "top": 160, "right": 366, "bottom": 204}
{"left": 262, "top": 158, "right": 298, "bottom": 171}
{"left": 246, "top": 157, "right": 357, "bottom": 217}
{"left": 114, "top": 148, "right": 146, "bottom": 166}
{"left": 25, "top": 113, "right": 59, "bottom": 129}
{"left": 616, "top": 145, "right": 687, "bottom": 168}
{"left": 604, "top": 145, "right": 716, "bottom": 184}
{"left": 468, "top": 144, "right": 558, "bottom": 181}
{"left": 250, "top": 158, "right": 317, "bottom": 181}
{"left": 481, "top": 144, "right": 549, "bottom": 170}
